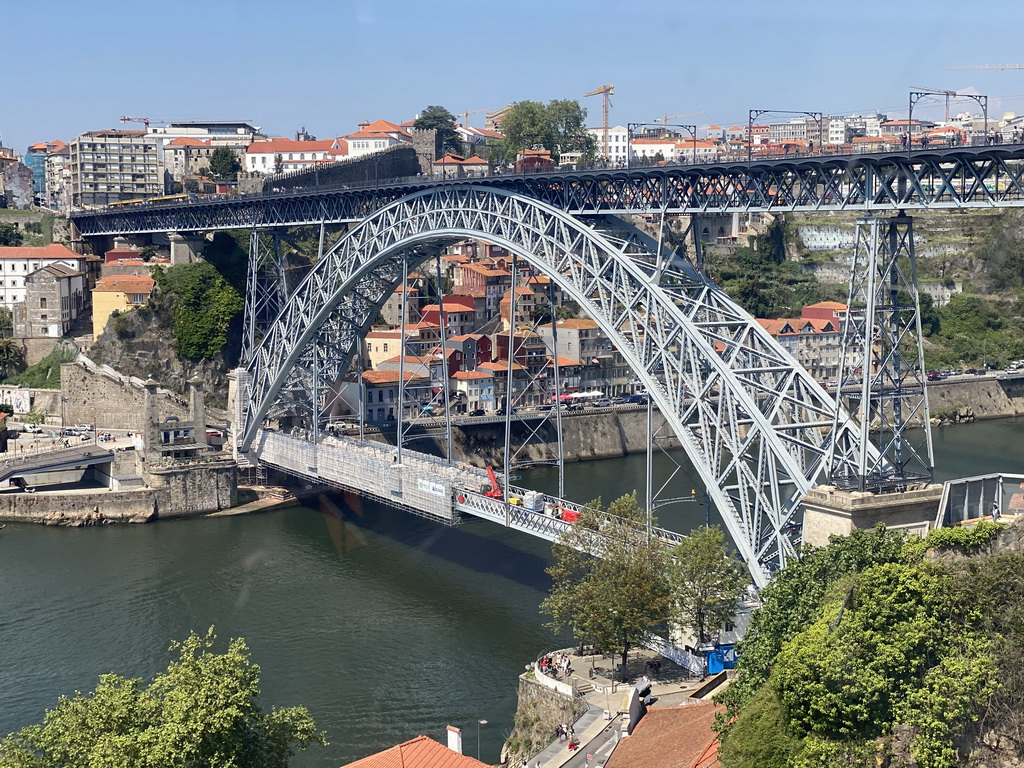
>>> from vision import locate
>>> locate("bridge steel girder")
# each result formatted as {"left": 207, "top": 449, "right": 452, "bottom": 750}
{"left": 235, "top": 186, "right": 874, "bottom": 586}
{"left": 71, "top": 146, "right": 1024, "bottom": 236}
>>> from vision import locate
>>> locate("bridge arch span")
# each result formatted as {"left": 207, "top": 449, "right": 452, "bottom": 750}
{"left": 236, "top": 185, "right": 869, "bottom": 584}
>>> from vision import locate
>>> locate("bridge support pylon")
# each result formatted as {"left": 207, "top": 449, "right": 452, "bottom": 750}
{"left": 801, "top": 483, "right": 942, "bottom": 547}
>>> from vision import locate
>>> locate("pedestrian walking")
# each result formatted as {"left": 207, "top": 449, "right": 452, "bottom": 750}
{"left": 992, "top": 499, "right": 1002, "bottom": 521}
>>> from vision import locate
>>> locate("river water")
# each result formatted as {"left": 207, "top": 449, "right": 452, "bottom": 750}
{"left": 2, "top": 418, "right": 1023, "bottom": 767}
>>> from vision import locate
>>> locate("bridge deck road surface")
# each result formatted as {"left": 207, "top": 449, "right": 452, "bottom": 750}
{"left": 0, "top": 446, "right": 114, "bottom": 483}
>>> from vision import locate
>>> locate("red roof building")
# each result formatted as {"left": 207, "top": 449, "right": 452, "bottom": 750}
{"left": 604, "top": 703, "right": 723, "bottom": 768}
{"left": 342, "top": 735, "right": 491, "bottom": 768}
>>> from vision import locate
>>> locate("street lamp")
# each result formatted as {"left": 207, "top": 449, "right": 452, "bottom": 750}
{"left": 477, "top": 719, "right": 488, "bottom": 760}
{"left": 60, "top": 396, "right": 68, "bottom": 432}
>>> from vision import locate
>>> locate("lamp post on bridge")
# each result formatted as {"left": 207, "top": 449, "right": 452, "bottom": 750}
{"left": 747, "top": 109, "right": 823, "bottom": 162}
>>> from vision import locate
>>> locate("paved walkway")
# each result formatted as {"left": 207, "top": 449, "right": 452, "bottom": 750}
{"left": 531, "top": 647, "right": 712, "bottom": 768}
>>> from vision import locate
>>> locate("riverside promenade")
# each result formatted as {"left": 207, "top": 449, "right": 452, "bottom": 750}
{"left": 527, "top": 646, "right": 720, "bottom": 768}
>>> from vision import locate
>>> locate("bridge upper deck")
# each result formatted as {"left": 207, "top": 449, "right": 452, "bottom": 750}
{"left": 71, "top": 144, "right": 1024, "bottom": 236}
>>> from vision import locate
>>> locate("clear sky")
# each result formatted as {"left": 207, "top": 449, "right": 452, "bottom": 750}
{"left": 5, "top": 0, "right": 1024, "bottom": 151}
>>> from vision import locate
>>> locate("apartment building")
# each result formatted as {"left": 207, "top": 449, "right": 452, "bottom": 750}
{"left": 69, "top": 130, "right": 161, "bottom": 207}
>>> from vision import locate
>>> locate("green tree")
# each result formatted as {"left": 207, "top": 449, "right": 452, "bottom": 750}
{"left": 153, "top": 260, "right": 244, "bottom": 359}
{"left": 0, "top": 338, "right": 25, "bottom": 379}
{"left": 138, "top": 246, "right": 157, "bottom": 263}
{"left": 544, "top": 99, "right": 597, "bottom": 162}
{"left": 0, "top": 222, "right": 24, "bottom": 247}
{"left": 0, "top": 306, "right": 13, "bottom": 338}
{"left": 0, "top": 628, "right": 325, "bottom": 768}
{"left": 25, "top": 405, "right": 46, "bottom": 425}
{"left": 209, "top": 147, "right": 242, "bottom": 181}
{"left": 541, "top": 492, "right": 672, "bottom": 678}
{"left": 497, "top": 101, "right": 549, "bottom": 160}
{"left": 414, "top": 105, "right": 462, "bottom": 156}
{"left": 669, "top": 526, "right": 748, "bottom": 661}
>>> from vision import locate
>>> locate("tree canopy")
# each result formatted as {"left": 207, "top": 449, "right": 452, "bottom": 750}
{"left": 414, "top": 105, "right": 462, "bottom": 156}
{"left": 669, "top": 526, "right": 748, "bottom": 654}
{"left": 208, "top": 147, "right": 241, "bottom": 181}
{"left": 153, "top": 260, "right": 244, "bottom": 359}
{"left": 0, "top": 628, "right": 325, "bottom": 768}
{"left": 496, "top": 100, "right": 596, "bottom": 163}
{"left": 0, "top": 222, "right": 24, "bottom": 247}
{"left": 541, "top": 493, "right": 672, "bottom": 677}
{"left": 716, "top": 523, "right": 1021, "bottom": 768}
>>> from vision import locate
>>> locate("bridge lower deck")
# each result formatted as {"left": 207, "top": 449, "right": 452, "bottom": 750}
{"left": 252, "top": 431, "right": 685, "bottom": 545}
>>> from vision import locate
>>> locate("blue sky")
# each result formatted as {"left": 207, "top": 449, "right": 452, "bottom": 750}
{"left": 5, "top": 0, "right": 1024, "bottom": 151}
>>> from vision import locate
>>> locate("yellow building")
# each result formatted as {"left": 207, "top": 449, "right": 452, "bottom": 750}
{"left": 91, "top": 275, "right": 155, "bottom": 340}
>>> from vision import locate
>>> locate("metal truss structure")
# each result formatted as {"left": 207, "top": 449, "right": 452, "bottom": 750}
{"left": 71, "top": 146, "right": 1024, "bottom": 237}
{"left": 830, "top": 216, "right": 934, "bottom": 492}
{"left": 233, "top": 186, "right": 876, "bottom": 586}
{"left": 242, "top": 229, "right": 287, "bottom": 363}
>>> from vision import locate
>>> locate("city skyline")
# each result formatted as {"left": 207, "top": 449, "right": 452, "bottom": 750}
{"left": 5, "top": 0, "right": 1024, "bottom": 151}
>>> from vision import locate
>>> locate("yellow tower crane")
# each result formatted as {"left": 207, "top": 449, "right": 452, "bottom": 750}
{"left": 585, "top": 84, "right": 615, "bottom": 158}
{"left": 459, "top": 108, "right": 490, "bottom": 129}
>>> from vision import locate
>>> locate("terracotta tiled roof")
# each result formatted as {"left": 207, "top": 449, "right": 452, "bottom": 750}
{"left": 93, "top": 275, "right": 156, "bottom": 294}
{"left": 0, "top": 244, "right": 83, "bottom": 261}
{"left": 478, "top": 361, "right": 525, "bottom": 372}
{"left": 362, "top": 119, "right": 411, "bottom": 137}
{"left": 804, "top": 301, "right": 847, "bottom": 311}
{"left": 555, "top": 318, "right": 599, "bottom": 330}
{"left": 342, "top": 735, "right": 490, "bottom": 768}
{"left": 167, "top": 137, "right": 212, "bottom": 147}
{"left": 366, "top": 331, "right": 402, "bottom": 339}
{"left": 361, "top": 370, "right": 431, "bottom": 385}
{"left": 604, "top": 703, "right": 723, "bottom": 768}
{"left": 451, "top": 370, "right": 493, "bottom": 380}
{"left": 245, "top": 138, "right": 338, "bottom": 154}
{"left": 548, "top": 355, "right": 582, "bottom": 367}
{"left": 380, "top": 354, "right": 438, "bottom": 366}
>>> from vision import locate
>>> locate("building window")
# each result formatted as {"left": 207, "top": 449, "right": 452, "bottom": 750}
{"left": 39, "top": 297, "right": 46, "bottom": 308}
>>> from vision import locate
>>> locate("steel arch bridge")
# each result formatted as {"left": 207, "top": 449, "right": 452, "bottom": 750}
{"left": 235, "top": 185, "right": 875, "bottom": 586}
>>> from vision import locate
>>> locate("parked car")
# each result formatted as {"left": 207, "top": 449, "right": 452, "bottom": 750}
{"left": 74, "top": 423, "right": 94, "bottom": 433}
{"left": 626, "top": 393, "right": 650, "bottom": 404}
{"left": 468, "top": 409, "right": 486, "bottom": 417}
{"left": 23, "top": 424, "right": 43, "bottom": 434}
{"left": 612, "top": 396, "right": 630, "bottom": 405}
{"left": 593, "top": 398, "right": 613, "bottom": 408}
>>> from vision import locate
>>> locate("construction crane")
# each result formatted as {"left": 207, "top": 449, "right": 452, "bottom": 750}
{"left": 459, "top": 108, "right": 490, "bottom": 129}
{"left": 119, "top": 116, "right": 153, "bottom": 130}
{"left": 947, "top": 64, "right": 1024, "bottom": 70}
{"left": 654, "top": 111, "right": 704, "bottom": 127}
{"left": 909, "top": 85, "right": 959, "bottom": 123}
{"left": 585, "top": 84, "right": 615, "bottom": 158}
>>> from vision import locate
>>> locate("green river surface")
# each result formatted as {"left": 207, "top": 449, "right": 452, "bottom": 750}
{"left": 2, "top": 418, "right": 1023, "bottom": 767}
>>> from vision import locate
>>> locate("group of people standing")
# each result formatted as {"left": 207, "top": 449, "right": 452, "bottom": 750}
{"left": 538, "top": 652, "right": 572, "bottom": 680}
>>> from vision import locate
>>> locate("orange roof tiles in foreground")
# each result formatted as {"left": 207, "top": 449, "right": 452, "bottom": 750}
{"left": 0, "top": 244, "right": 82, "bottom": 261}
{"left": 92, "top": 275, "right": 156, "bottom": 294}
{"left": 604, "top": 703, "right": 723, "bottom": 768}
{"left": 341, "top": 735, "right": 490, "bottom": 768}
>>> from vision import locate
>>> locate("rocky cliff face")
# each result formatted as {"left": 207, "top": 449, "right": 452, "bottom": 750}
{"left": 89, "top": 291, "right": 234, "bottom": 409}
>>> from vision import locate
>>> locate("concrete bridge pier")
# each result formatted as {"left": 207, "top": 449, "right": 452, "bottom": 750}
{"left": 800, "top": 483, "right": 944, "bottom": 547}
{"left": 168, "top": 232, "right": 206, "bottom": 264}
